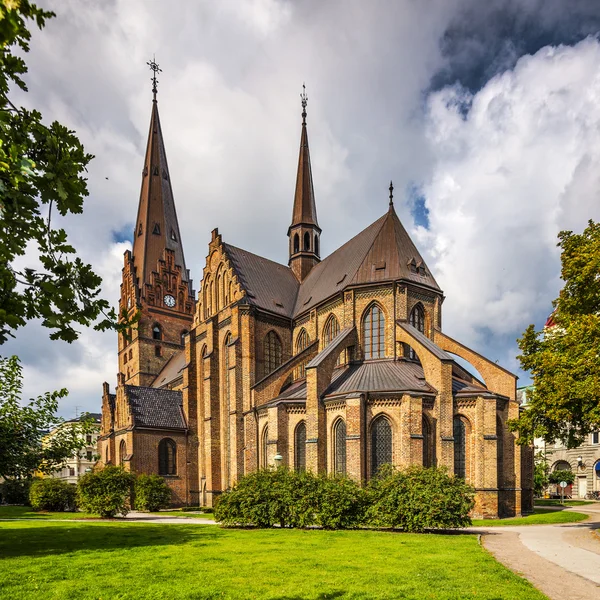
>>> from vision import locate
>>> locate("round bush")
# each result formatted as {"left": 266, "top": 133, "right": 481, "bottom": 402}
{"left": 77, "top": 465, "right": 135, "bottom": 517}
{"left": 0, "top": 478, "right": 37, "bottom": 504}
{"left": 314, "top": 475, "right": 367, "bottom": 529}
{"left": 134, "top": 474, "right": 172, "bottom": 512}
{"left": 29, "top": 478, "right": 76, "bottom": 511}
{"left": 366, "top": 465, "right": 475, "bottom": 532}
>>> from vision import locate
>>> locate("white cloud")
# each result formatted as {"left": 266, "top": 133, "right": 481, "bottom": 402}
{"left": 420, "top": 37, "right": 600, "bottom": 357}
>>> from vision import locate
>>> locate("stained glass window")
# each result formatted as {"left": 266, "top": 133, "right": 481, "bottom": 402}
{"left": 295, "top": 329, "right": 310, "bottom": 379}
{"left": 334, "top": 419, "right": 346, "bottom": 476}
{"left": 295, "top": 422, "right": 306, "bottom": 471}
{"left": 363, "top": 305, "right": 385, "bottom": 359}
{"left": 264, "top": 331, "right": 283, "bottom": 376}
{"left": 158, "top": 438, "right": 176, "bottom": 475}
{"left": 371, "top": 416, "right": 392, "bottom": 475}
{"left": 453, "top": 417, "right": 467, "bottom": 480}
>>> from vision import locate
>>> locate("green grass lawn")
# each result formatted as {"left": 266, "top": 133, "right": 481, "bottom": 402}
{"left": 0, "top": 505, "right": 99, "bottom": 520}
{"left": 471, "top": 508, "right": 589, "bottom": 527}
{"left": 0, "top": 521, "right": 545, "bottom": 600}
{"left": 535, "top": 499, "right": 595, "bottom": 507}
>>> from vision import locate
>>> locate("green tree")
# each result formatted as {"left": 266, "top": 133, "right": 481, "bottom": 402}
{"left": 533, "top": 452, "right": 549, "bottom": 497}
{"left": 513, "top": 220, "right": 600, "bottom": 447}
{"left": 0, "top": 0, "right": 134, "bottom": 344}
{"left": 0, "top": 355, "right": 93, "bottom": 479}
{"left": 77, "top": 465, "right": 135, "bottom": 518}
{"left": 548, "top": 469, "right": 575, "bottom": 486}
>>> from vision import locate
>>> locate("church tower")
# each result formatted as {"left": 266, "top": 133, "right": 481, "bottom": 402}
{"left": 288, "top": 86, "right": 321, "bottom": 282}
{"left": 118, "top": 61, "right": 195, "bottom": 386}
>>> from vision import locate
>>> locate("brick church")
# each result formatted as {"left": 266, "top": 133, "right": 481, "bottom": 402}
{"left": 98, "top": 78, "right": 533, "bottom": 519}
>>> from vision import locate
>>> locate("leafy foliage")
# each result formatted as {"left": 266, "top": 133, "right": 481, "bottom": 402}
{"left": 76, "top": 465, "right": 135, "bottom": 518}
{"left": 0, "top": 355, "right": 93, "bottom": 479}
{"left": 533, "top": 452, "right": 549, "bottom": 497}
{"left": 0, "top": 476, "right": 36, "bottom": 504}
{"left": 365, "top": 465, "right": 475, "bottom": 532}
{"left": 134, "top": 474, "right": 172, "bottom": 512}
{"left": 29, "top": 478, "right": 76, "bottom": 511}
{"left": 548, "top": 469, "right": 575, "bottom": 485}
{"left": 0, "top": 0, "right": 135, "bottom": 343}
{"left": 313, "top": 474, "right": 367, "bottom": 530}
{"left": 513, "top": 221, "right": 600, "bottom": 447}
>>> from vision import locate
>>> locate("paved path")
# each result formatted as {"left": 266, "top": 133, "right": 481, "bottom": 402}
{"left": 473, "top": 506, "right": 600, "bottom": 600}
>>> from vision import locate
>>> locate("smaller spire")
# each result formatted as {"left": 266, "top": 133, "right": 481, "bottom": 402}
{"left": 147, "top": 55, "right": 162, "bottom": 102}
{"left": 301, "top": 83, "right": 308, "bottom": 125}
{"left": 389, "top": 180, "right": 394, "bottom": 209}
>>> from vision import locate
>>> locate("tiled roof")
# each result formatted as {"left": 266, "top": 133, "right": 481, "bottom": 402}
{"left": 125, "top": 385, "right": 186, "bottom": 430}
{"left": 223, "top": 243, "right": 299, "bottom": 318}
{"left": 452, "top": 377, "right": 488, "bottom": 395}
{"left": 152, "top": 350, "right": 187, "bottom": 388}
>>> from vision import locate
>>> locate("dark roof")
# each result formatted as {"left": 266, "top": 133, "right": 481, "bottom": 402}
{"left": 452, "top": 377, "right": 488, "bottom": 395}
{"left": 294, "top": 207, "right": 441, "bottom": 316}
{"left": 152, "top": 350, "right": 186, "bottom": 388}
{"left": 223, "top": 243, "right": 299, "bottom": 318}
{"left": 66, "top": 412, "right": 102, "bottom": 424}
{"left": 125, "top": 385, "right": 186, "bottom": 430}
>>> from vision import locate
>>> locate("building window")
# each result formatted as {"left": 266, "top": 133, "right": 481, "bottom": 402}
{"left": 333, "top": 419, "right": 346, "bottom": 476}
{"left": 409, "top": 304, "right": 425, "bottom": 360}
{"left": 323, "top": 314, "right": 342, "bottom": 365}
{"left": 152, "top": 324, "right": 162, "bottom": 340}
{"left": 592, "top": 432, "right": 599, "bottom": 444}
{"left": 155, "top": 345, "right": 161, "bottom": 357}
{"left": 128, "top": 349, "right": 132, "bottom": 361}
{"left": 363, "top": 304, "right": 385, "bottom": 359}
{"left": 314, "top": 234, "right": 319, "bottom": 256}
{"left": 293, "top": 233, "right": 299, "bottom": 254}
{"left": 119, "top": 440, "right": 126, "bottom": 466}
{"left": 86, "top": 434, "right": 92, "bottom": 445}
{"left": 422, "top": 416, "right": 431, "bottom": 468}
{"left": 69, "top": 467, "right": 75, "bottom": 477}
{"left": 371, "top": 416, "right": 392, "bottom": 476}
{"left": 453, "top": 417, "right": 467, "bottom": 480}
{"left": 264, "top": 331, "right": 283, "bottom": 376}
{"left": 105, "top": 446, "right": 109, "bottom": 464}
{"left": 158, "top": 438, "right": 177, "bottom": 475}
{"left": 181, "top": 330, "right": 188, "bottom": 345}
{"left": 261, "top": 425, "right": 269, "bottom": 469}
{"left": 295, "top": 421, "right": 306, "bottom": 471}
{"left": 295, "top": 328, "right": 310, "bottom": 379}
{"left": 86, "top": 450, "right": 93, "bottom": 461}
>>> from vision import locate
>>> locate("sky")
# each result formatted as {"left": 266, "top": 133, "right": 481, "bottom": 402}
{"left": 5, "top": 0, "right": 600, "bottom": 417}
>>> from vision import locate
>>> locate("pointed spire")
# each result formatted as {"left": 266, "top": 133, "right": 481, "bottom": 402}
{"left": 290, "top": 84, "right": 319, "bottom": 231}
{"left": 132, "top": 64, "right": 189, "bottom": 296}
{"left": 389, "top": 180, "right": 394, "bottom": 209}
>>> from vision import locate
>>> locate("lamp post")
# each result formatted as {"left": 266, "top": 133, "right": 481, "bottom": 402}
{"left": 274, "top": 453, "right": 283, "bottom": 468}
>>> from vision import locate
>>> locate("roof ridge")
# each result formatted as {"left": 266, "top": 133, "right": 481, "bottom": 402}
{"left": 222, "top": 242, "right": 291, "bottom": 271}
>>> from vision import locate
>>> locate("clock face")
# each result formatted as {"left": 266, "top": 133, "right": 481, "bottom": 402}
{"left": 164, "top": 294, "right": 176, "bottom": 308}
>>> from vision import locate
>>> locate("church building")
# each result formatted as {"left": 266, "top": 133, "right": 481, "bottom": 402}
{"left": 98, "top": 72, "right": 533, "bottom": 519}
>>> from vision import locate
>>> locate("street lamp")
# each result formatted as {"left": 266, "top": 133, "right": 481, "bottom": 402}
{"left": 273, "top": 453, "right": 283, "bottom": 468}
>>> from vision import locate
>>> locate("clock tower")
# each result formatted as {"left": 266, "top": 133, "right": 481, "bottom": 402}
{"left": 118, "top": 63, "right": 195, "bottom": 387}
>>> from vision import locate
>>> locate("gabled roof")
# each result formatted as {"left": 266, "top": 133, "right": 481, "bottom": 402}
{"left": 223, "top": 243, "right": 299, "bottom": 318}
{"left": 293, "top": 206, "right": 441, "bottom": 316}
{"left": 152, "top": 350, "right": 186, "bottom": 389}
{"left": 125, "top": 385, "right": 186, "bottom": 430}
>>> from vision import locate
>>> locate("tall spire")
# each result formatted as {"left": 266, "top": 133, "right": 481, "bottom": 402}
{"left": 288, "top": 85, "right": 321, "bottom": 282}
{"left": 132, "top": 60, "right": 189, "bottom": 296}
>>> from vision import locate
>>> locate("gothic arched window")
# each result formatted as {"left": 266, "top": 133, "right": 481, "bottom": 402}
{"left": 409, "top": 304, "right": 425, "bottom": 360}
{"left": 314, "top": 234, "right": 319, "bottom": 256}
{"left": 453, "top": 416, "right": 468, "bottom": 480}
{"left": 422, "top": 415, "right": 432, "bottom": 468}
{"left": 295, "top": 328, "right": 310, "bottom": 379}
{"left": 158, "top": 438, "right": 176, "bottom": 475}
{"left": 333, "top": 419, "right": 346, "bottom": 476}
{"left": 323, "top": 315, "right": 340, "bottom": 347}
{"left": 371, "top": 416, "right": 392, "bottom": 476}
{"left": 152, "top": 324, "right": 162, "bottom": 341}
{"left": 295, "top": 421, "right": 306, "bottom": 471}
{"left": 363, "top": 304, "right": 385, "bottom": 359}
{"left": 264, "top": 331, "right": 283, "bottom": 376}
{"left": 261, "top": 425, "right": 269, "bottom": 469}
{"left": 293, "top": 234, "right": 299, "bottom": 254}
{"left": 119, "top": 440, "right": 126, "bottom": 466}
{"left": 304, "top": 231, "right": 310, "bottom": 251}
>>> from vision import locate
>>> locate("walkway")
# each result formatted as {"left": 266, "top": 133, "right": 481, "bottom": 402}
{"left": 474, "top": 505, "right": 600, "bottom": 600}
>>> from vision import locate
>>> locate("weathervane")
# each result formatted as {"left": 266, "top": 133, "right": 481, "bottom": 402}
{"left": 389, "top": 180, "right": 394, "bottom": 207}
{"left": 301, "top": 83, "right": 308, "bottom": 124}
{"left": 147, "top": 56, "right": 162, "bottom": 101}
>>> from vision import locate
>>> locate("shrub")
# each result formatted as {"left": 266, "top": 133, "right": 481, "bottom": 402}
{"left": 548, "top": 469, "right": 575, "bottom": 485}
{"left": 215, "top": 468, "right": 317, "bottom": 528}
{"left": 314, "top": 474, "right": 367, "bottom": 529}
{"left": 29, "top": 478, "right": 76, "bottom": 511}
{"left": 366, "top": 465, "right": 475, "bottom": 532}
{"left": 134, "top": 474, "right": 172, "bottom": 512}
{"left": 0, "top": 478, "right": 37, "bottom": 504}
{"left": 77, "top": 466, "right": 135, "bottom": 517}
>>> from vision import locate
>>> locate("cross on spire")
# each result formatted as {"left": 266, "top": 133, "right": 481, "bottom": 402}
{"left": 301, "top": 83, "right": 308, "bottom": 125}
{"left": 147, "top": 56, "right": 162, "bottom": 101}
{"left": 389, "top": 180, "right": 394, "bottom": 208}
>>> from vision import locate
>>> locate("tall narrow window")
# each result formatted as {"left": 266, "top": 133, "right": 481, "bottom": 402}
{"left": 295, "top": 421, "right": 306, "bottom": 471}
{"left": 363, "top": 304, "right": 385, "bottom": 359}
{"left": 293, "top": 234, "right": 299, "bottom": 254}
{"left": 264, "top": 331, "right": 283, "bottom": 376}
{"left": 371, "top": 416, "right": 392, "bottom": 476}
{"left": 180, "top": 330, "right": 188, "bottom": 345}
{"left": 152, "top": 324, "right": 162, "bottom": 341}
{"left": 304, "top": 231, "right": 310, "bottom": 251}
{"left": 261, "top": 425, "right": 269, "bottom": 469}
{"left": 453, "top": 417, "right": 467, "bottom": 480}
{"left": 409, "top": 304, "right": 425, "bottom": 360}
{"left": 158, "top": 438, "right": 176, "bottom": 475}
{"left": 323, "top": 314, "right": 342, "bottom": 365}
{"left": 295, "top": 328, "right": 310, "bottom": 379}
{"left": 224, "top": 333, "right": 232, "bottom": 414}
{"left": 119, "top": 440, "right": 126, "bottom": 466}
{"left": 314, "top": 234, "right": 319, "bottom": 256}
{"left": 422, "top": 416, "right": 431, "bottom": 468}
{"left": 334, "top": 419, "right": 347, "bottom": 476}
